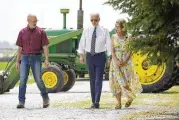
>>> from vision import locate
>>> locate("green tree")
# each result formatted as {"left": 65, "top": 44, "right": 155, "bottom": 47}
{"left": 105, "top": 0, "right": 179, "bottom": 64}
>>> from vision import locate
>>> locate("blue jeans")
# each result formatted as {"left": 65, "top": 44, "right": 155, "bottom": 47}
{"left": 19, "top": 54, "right": 48, "bottom": 104}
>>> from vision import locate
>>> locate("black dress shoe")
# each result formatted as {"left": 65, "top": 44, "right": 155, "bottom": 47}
{"left": 91, "top": 104, "right": 95, "bottom": 108}
{"left": 17, "top": 103, "right": 25, "bottom": 109}
{"left": 94, "top": 103, "right": 99, "bottom": 108}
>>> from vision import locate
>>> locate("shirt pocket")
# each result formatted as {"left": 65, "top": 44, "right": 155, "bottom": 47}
{"left": 85, "top": 35, "right": 91, "bottom": 47}
{"left": 34, "top": 32, "right": 41, "bottom": 43}
{"left": 32, "top": 32, "right": 42, "bottom": 50}
{"left": 21, "top": 35, "right": 29, "bottom": 47}
{"left": 96, "top": 36, "right": 105, "bottom": 47}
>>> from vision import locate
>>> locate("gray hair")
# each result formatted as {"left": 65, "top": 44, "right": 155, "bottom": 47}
{"left": 27, "top": 14, "right": 37, "bottom": 20}
{"left": 90, "top": 13, "right": 100, "bottom": 19}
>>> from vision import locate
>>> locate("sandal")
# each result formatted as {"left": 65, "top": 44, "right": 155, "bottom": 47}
{"left": 125, "top": 98, "right": 133, "bottom": 108}
{"left": 115, "top": 104, "right": 122, "bottom": 109}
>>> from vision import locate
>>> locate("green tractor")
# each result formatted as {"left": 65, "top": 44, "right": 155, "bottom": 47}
{"left": 0, "top": 0, "right": 178, "bottom": 94}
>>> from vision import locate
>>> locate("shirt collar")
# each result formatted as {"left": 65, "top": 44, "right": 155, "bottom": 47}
{"left": 92, "top": 25, "right": 99, "bottom": 30}
{"left": 27, "top": 25, "right": 36, "bottom": 32}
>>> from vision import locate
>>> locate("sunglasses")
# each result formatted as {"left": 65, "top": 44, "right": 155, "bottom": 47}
{"left": 91, "top": 19, "right": 98, "bottom": 22}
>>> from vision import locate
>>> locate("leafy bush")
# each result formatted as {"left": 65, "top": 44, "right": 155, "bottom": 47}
{"left": 105, "top": 0, "right": 179, "bottom": 63}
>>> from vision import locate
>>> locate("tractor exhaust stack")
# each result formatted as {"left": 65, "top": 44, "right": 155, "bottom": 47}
{"left": 77, "top": 0, "right": 83, "bottom": 29}
{"left": 60, "top": 9, "right": 69, "bottom": 29}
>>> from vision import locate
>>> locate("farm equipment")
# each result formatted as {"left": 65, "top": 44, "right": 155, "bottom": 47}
{"left": 0, "top": 0, "right": 178, "bottom": 94}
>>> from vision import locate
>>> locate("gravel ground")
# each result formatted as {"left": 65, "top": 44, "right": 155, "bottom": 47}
{"left": 0, "top": 80, "right": 178, "bottom": 120}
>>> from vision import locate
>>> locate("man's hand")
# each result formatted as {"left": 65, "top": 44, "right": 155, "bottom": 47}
{"left": 106, "top": 58, "right": 111, "bottom": 68}
{"left": 80, "top": 56, "right": 84, "bottom": 64}
{"left": 44, "top": 59, "right": 49, "bottom": 68}
{"left": 16, "top": 47, "right": 22, "bottom": 72}
{"left": 16, "top": 62, "right": 20, "bottom": 72}
{"left": 43, "top": 45, "right": 49, "bottom": 68}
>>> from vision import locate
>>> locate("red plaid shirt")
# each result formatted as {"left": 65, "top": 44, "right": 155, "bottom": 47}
{"left": 16, "top": 26, "right": 49, "bottom": 54}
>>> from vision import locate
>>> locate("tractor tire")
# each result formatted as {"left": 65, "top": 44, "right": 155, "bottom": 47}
{"left": 41, "top": 65, "right": 64, "bottom": 93}
{"left": 5, "top": 89, "right": 10, "bottom": 92}
{"left": 176, "top": 79, "right": 179, "bottom": 85}
{"left": 7, "top": 74, "right": 20, "bottom": 91}
{"left": 132, "top": 54, "right": 178, "bottom": 93}
{"left": 0, "top": 75, "right": 4, "bottom": 94}
{"left": 159, "top": 65, "right": 179, "bottom": 91}
{"left": 60, "top": 69, "right": 76, "bottom": 91}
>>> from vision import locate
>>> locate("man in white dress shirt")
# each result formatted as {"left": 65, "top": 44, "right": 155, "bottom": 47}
{"left": 77, "top": 13, "right": 111, "bottom": 108}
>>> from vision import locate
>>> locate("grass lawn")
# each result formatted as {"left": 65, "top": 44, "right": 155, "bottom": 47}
{"left": 0, "top": 62, "right": 35, "bottom": 85}
{"left": 0, "top": 62, "right": 8, "bottom": 70}
{"left": 53, "top": 86, "right": 179, "bottom": 108}
{"left": 53, "top": 86, "right": 179, "bottom": 119}
{"left": 16, "top": 79, "right": 35, "bottom": 86}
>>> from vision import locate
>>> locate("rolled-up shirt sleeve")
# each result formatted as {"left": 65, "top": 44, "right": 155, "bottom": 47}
{"left": 77, "top": 30, "right": 86, "bottom": 55}
{"left": 105, "top": 29, "right": 111, "bottom": 56}
{"left": 41, "top": 30, "right": 49, "bottom": 47}
{"left": 16, "top": 31, "right": 22, "bottom": 47}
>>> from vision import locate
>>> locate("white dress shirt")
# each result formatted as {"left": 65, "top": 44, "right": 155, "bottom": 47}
{"left": 77, "top": 25, "right": 111, "bottom": 56}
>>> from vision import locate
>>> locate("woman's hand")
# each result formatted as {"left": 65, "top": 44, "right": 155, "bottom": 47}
{"left": 116, "top": 60, "right": 126, "bottom": 67}
{"left": 120, "top": 60, "right": 127, "bottom": 67}
{"left": 116, "top": 60, "right": 123, "bottom": 67}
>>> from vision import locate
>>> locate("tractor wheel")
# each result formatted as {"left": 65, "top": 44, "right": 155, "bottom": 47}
{"left": 41, "top": 65, "right": 64, "bottom": 93}
{"left": 0, "top": 75, "right": 4, "bottom": 94}
{"left": 60, "top": 69, "right": 76, "bottom": 91}
{"left": 132, "top": 54, "right": 178, "bottom": 93}
{"left": 176, "top": 79, "right": 179, "bottom": 85}
{"left": 159, "top": 65, "right": 179, "bottom": 91}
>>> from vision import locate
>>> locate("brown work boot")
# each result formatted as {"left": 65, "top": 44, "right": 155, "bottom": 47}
{"left": 43, "top": 98, "right": 50, "bottom": 108}
{"left": 17, "top": 102, "right": 25, "bottom": 109}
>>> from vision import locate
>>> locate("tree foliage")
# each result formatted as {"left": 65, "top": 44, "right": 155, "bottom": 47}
{"left": 105, "top": 0, "right": 179, "bottom": 64}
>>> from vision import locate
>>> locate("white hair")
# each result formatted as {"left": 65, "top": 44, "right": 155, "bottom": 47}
{"left": 90, "top": 13, "right": 100, "bottom": 19}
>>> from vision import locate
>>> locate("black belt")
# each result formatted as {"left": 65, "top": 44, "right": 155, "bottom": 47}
{"left": 23, "top": 53, "right": 42, "bottom": 55}
{"left": 86, "top": 52, "right": 105, "bottom": 56}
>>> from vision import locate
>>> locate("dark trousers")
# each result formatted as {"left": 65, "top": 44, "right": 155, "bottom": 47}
{"left": 86, "top": 52, "right": 106, "bottom": 104}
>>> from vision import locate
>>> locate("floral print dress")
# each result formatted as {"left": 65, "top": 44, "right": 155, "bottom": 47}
{"left": 109, "top": 34, "right": 142, "bottom": 98}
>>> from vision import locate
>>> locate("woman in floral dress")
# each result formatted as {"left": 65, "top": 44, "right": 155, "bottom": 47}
{"left": 109, "top": 19, "right": 142, "bottom": 109}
